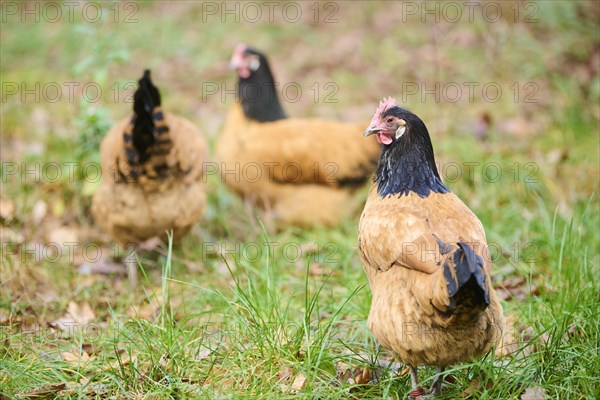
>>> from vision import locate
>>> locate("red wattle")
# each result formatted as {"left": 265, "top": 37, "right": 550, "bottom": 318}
{"left": 377, "top": 134, "right": 392, "bottom": 145}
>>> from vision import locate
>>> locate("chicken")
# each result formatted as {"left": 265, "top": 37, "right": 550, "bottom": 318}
{"left": 358, "top": 98, "right": 504, "bottom": 397}
{"left": 92, "top": 70, "right": 207, "bottom": 281}
{"left": 215, "top": 44, "right": 381, "bottom": 227}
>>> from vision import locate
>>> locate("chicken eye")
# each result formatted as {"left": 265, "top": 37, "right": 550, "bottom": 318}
{"left": 386, "top": 117, "right": 394, "bottom": 124}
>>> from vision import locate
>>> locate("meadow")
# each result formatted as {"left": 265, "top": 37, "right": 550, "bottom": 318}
{"left": 1, "top": 1, "right": 599, "bottom": 398}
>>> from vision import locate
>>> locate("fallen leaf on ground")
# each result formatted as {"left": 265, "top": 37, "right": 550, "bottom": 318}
{"left": 67, "top": 301, "right": 95, "bottom": 324}
{"left": 276, "top": 367, "right": 294, "bottom": 383}
{"left": 521, "top": 385, "right": 546, "bottom": 400}
{"left": 196, "top": 346, "right": 212, "bottom": 360}
{"left": 348, "top": 368, "right": 373, "bottom": 385}
{"left": 108, "top": 352, "right": 137, "bottom": 370}
{"left": 289, "top": 373, "right": 306, "bottom": 393}
{"left": 52, "top": 301, "right": 96, "bottom": 334}
{"left": 127, "top": 303, "right": 156, "bottom": 321}
{"left": 81, "top": 343, "right": 96, "bottom": 355}
{"left": 62, "top": 351, "right": 90, "bottom": 364}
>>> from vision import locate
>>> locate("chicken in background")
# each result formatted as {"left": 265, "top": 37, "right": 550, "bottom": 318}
{"left": 92, "top": 70, "right": 207, "bottom": 283}
{"left": 358, "top": 98, "right": 504, "bottom": 397}
{"left": 215, "top": 44, "right": 381, "bottom": 228}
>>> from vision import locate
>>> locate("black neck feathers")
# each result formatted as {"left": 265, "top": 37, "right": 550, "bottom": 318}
{"left": 374, "top": 109, "right": 448, "bottom": 198}
{"left": 238, "top": 54, "right": 286, "bottom": 122}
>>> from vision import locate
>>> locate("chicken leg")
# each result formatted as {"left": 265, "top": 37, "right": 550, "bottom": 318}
{"left": 124, "top": 245, "right": 138, "bottom": 286}
{"left": 429, "top": 367, "right": 445, "bottom": 395}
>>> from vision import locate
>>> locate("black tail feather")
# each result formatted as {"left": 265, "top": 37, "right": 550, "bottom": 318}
{"left": 130, "top": 70, "right": 162, "bottom": 165}
{"left": 443, "top": 241, "right": 490, "bottom": 311}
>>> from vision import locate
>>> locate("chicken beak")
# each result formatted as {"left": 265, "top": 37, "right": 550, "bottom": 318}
{"left": 364, "top": 126, "right": 381, "bottom": 138}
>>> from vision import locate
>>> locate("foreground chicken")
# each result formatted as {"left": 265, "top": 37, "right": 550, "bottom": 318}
{"left": 92, "top": 70, "right": 207, "bottom": 281}
{"left": 358, "top": 98, "right": 504, "bottom": 397}
{"left": 215, "top": 44, "right": 381, "bottom": 227}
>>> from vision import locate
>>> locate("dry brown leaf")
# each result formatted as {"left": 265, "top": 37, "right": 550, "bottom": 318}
{"left": 127, "top": 303, "right": 156, "bottom": 321}
{"left": 336, "top": 364, "right": 375, "bottom": 388}
{"left": 52, "top": 301, "right": 96, "bottom": 334}
{"left": 290, "top": 373, "right": 306, "bottom": 393}
{"left": 521, "top": 385, "right": 546, "bottom": 400}
{"left": 352, "top": 368, "right": 373, "bottom": 385}
{"left": 68, "top": 301, "right": 95, "bottom": 324}
{"left": 108, "top": 352, "right": 136, "bottom": 370}
{"left": 81, "top": 343, "right": 96, "bottom": 355}
{"left": 276, "top": 367, "right": 294, "bottom": 383}
{"left": 62, "top": 351, "right": 90, "bottom": 364}
{"left": 196, "top": 346, "right": 212, "bottom": 360}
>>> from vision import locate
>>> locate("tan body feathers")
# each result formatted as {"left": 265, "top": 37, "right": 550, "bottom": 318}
{"left": 216, "top": 103, "right": 380, "bottom": 227}
{"left": 359, "top": 189, "right": 503, "bottom": 368}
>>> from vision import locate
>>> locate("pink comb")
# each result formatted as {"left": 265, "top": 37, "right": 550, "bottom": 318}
{"left": 369, "top": 97, "right": 397, "bottom": 127}
{"left": 230, "top": 43, "right": 248, "bottom": 67}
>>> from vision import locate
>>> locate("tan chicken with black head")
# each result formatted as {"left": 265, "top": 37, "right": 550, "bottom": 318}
{"left": 216, "top": 44, "right": 381, "bottom": 227}
{"left": 358, "top": 98, "right": 504, "bottom": 397}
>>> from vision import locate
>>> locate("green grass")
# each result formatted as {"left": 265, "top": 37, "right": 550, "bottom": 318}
{"left": 1, "top": 1, "right": 599, "bottom": 398}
